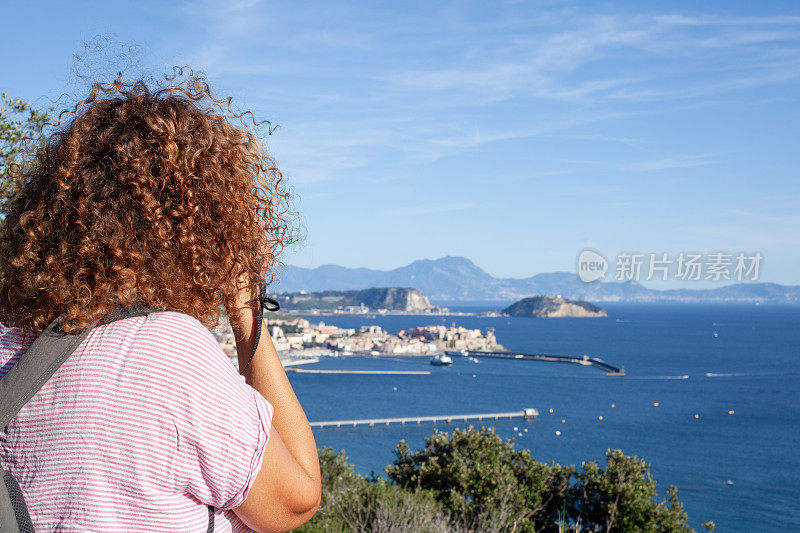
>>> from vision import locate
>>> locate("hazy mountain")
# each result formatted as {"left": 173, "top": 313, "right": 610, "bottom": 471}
{"left": 272, "top": 256, "right": 800, "bottom": 304}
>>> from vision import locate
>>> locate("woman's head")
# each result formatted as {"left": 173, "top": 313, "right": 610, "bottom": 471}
{"left": 0, "top": 72, "right": 295, "bottom": 333}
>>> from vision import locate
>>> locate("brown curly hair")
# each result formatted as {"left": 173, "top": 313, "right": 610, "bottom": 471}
{"left": 0, "top": 71, "right": 295, "bottom": 333}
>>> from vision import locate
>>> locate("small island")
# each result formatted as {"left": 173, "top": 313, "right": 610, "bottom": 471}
{"left": 502, "top": 295, "right": 607, "bottom": 318}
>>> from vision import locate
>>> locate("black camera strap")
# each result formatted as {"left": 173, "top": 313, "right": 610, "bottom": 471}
{"left": 239, "top": 284, "right": 281, "bottom": 375}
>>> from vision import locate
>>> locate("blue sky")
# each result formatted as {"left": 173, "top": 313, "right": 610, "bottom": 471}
{"left": 2, "top": 0, "right": 799, "bottom": 285}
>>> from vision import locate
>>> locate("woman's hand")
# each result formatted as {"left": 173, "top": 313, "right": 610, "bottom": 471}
{"left": 227, "top": 272, "right": 259, "bottom": 346}
{"left": 226, "top": 273, "right": 322, "bottom": 531}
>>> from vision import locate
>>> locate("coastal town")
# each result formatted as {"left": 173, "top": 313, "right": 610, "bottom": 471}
{"left": 212, "top": 312, "right": 504, "bottom": 366}
{"left": 209, "top": 289, "right": 612, "bottom": 367}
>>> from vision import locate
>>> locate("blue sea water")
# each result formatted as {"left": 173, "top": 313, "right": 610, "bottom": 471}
{"left": 288, "top": 304, "right": 800, "bottom": 531}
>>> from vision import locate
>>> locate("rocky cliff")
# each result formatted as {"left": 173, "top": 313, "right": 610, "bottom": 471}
{"left": 275, "top": 287, "right": 436, "bottom": 313}
{"left": 502, "top": 296, "right": 607, "bottom": 318}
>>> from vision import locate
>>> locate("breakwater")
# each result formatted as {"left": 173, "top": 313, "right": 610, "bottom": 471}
{"left": 457, "top": 351, "right": 625, "bottom": 375}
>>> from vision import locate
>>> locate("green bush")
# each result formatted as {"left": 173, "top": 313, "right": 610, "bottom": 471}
{"left": 573, "top": 449, "right": 690, "bottom": 532}
{"left": 296, "top": 448, "right": 451, "bottom": 533}
{"left": 299, "top": 427, "right": 699, "bottom": 532}
{"left": 387, "top": 426, "right": 573, "bottom": 532}
{"left": 0, "top": 94, "right": 51, "bottom": 214}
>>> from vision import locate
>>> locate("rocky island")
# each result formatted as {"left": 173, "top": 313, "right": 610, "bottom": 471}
{"left": 503, "top": 295, "right": 607, "bottom": 318}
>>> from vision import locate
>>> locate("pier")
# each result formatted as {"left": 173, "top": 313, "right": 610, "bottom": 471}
{"left": 282, "top": 357, "right": 320, "bottom": 367}
{"left": 457, "top": 351, "right": 625, "bottom": 376}
{"left": 310, "top": 408, "right": 539, "bottom": 429}
{"left": 286, "top": 368, "right": 430, "bottom": 375}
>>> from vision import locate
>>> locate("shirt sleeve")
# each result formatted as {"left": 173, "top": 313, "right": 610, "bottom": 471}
{"left": 148, "top": 312, "right": 274, "bottom": 511}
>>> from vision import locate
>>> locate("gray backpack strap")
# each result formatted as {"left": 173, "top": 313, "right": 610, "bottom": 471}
{"left": 0, "top": 306, "right": 214, "bottom": 532}
{"left": 1, "top": 470, "right": 32, "bottom": 533}
{"left": 0, "top": 316, "right": 92, "bottom": 431}
{"left": 0, "top": 305, "right": 159, "bottom": 428}
{"left": 0, "top": 315, "right": 87, "bottom": 533}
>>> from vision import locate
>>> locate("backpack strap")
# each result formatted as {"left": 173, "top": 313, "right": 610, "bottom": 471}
{"left": 0, "top": 305, "right": 215, "bottom": 532}
{"left": 0, "top": 316, "right": 92, "bottom": 431}
{"left": 0, "top": 315, "right": 96, "bottom": 533}
{"left": 0, "top": 306, "right": 155, "bottom": 430}
{"left": 207, "top": 504, "right": 215, "bottom": 532}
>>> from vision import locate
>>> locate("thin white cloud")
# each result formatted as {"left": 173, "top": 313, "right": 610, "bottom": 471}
{"left": 167, "top": 3, "right": 800, "bottom": 182}
{"left": 545, "top": 133, "right": 647, "bottom": 146}
{"left": 378, "top": 12, "right": 800, "bottom": 108}
{"left": 387, "top": 202, "right": 478, "bottom": 216}
{"left": 726, "top": 209, "right": 800, "bottom": 225}
{"left": 617, "top": 154, "right": 720, "bottom": 172}
{"left": 656, "top": 14, "right": 800, "bottom": 27}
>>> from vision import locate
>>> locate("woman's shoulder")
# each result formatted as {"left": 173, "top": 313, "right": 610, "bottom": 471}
{"left": 139, "top": 309, "right": 219, "bottom": 340}
{"left": 0, "top": 318, "right": 24, "bottom": 338}
{"left": 103, "top": 310, "right": 235, "bottom": 376}
{"left": 0, "top": 311, "right": 28, "bottom": 339}
{"left": 109, "top": 309, "right": 216, "bottom": 342}
{"left": 0, "top": 320, "right": 33, "bottom": 380}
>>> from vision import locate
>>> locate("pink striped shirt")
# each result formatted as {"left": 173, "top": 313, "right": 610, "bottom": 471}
{"left": 0, "top": 311, "right": 274, "bottom": 532}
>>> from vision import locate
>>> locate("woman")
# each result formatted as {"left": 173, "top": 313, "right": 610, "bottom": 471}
{"left": 0, "top": 73, "right": 321, "bottom": 532}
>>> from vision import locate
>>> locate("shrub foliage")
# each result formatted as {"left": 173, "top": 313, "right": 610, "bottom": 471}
{"left": 0, "top": 94, "right": 51, "bottom": 214}
{"left": 300, "top": 426, "right": 696, "bottom": 532}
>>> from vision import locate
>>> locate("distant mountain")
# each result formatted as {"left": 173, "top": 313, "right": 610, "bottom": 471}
{"left": 272, "top": 256, "right": 800, "bottom": 304}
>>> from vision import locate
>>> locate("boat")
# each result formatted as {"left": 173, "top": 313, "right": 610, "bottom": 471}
{"left": 523, "top": 408, "right": 538, "bottom": 419}
{"left": 445, "top": 350, "right": 469, "bottom": 357}
{"left": 430, "top": 354, "right": 453, "bottom": 366}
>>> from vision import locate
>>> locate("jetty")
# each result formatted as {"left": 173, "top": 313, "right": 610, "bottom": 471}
{"left": 457, "top": 351, "right": 625, "bottom": 376}
{"left": 310, "top": 408, "right": 538, "bottom": 429}
{"left": 282, "top": 357, "right": 320, "bottom": 367}
{"left": 286, "top": 368, "right": 430, "bottom": 375}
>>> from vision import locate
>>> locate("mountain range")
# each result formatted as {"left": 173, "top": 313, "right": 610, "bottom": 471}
{"left": 272, "top": 256, "right": 800, "bottom": 304}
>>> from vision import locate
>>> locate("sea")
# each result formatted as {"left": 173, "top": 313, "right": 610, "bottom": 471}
{"left": 289, "top": 304, "right": 800, "bottom": 531}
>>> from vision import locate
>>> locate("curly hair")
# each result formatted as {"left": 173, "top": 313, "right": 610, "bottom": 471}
{"left": 0, "top": 71, "right": 295, "bottom": 334}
